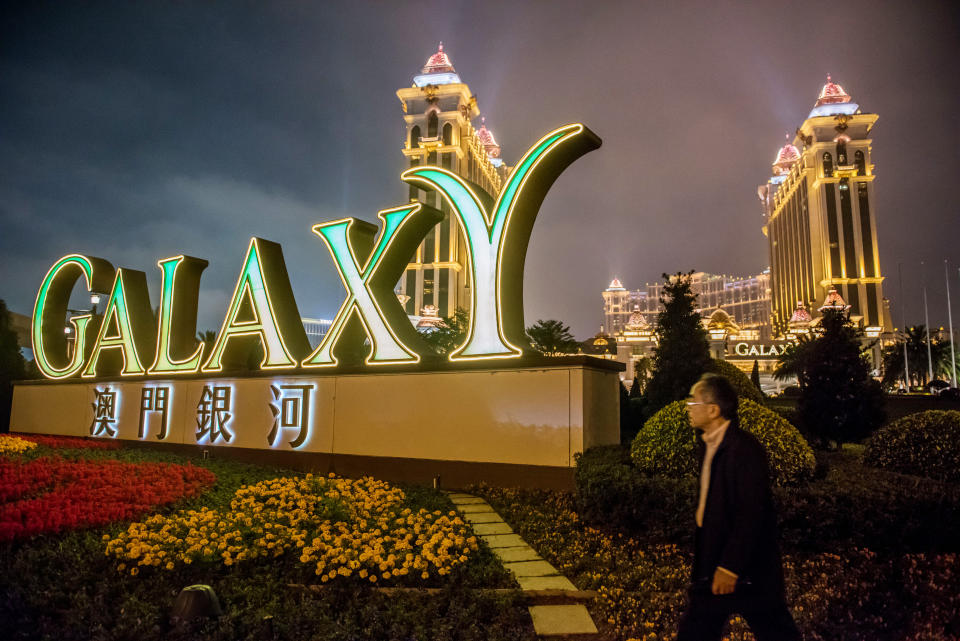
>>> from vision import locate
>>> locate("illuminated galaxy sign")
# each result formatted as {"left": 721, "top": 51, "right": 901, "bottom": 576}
{"left": 32, "top": 125, "right": 601, "bottom": 380}
{"left": 729, "top": 341, "right": 794, "bottom": 359}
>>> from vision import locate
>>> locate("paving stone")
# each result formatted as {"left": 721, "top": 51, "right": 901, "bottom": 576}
{"left": 481, "top": 533, "right": 528, "bottom": 548}
{"left": 449, "top": 497, "right": 487, "bottom": 505}
{"left": 515, "top": 575, "right": 578, "bottom": 591}
{"left": 491, "top": 546, "right": 542, "bottom": 563}
{"left": 528, "top": 604, "right": 598, "bottom": 636}
{"left": 470, "top": 522, "right": 513, "bottom": 535}
{"left": 446, "top": 493, "right": 474, "bottom": 499}
{"left": 461, "top": 512, "right": 502, "bottom": 524}
{"left": 457, "top": 503, "right": 495, "bottom": 514}
{"left": 503, "top": 560, "right": 558, "bottom": 577}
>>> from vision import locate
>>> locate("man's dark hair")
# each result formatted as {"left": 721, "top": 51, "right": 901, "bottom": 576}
{"left": 695, "top": 373, "right": 738, "bottom": 421}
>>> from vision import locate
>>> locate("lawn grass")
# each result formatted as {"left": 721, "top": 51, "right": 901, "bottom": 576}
{"left": 0, "top": 443, "right": 534, "bottom": 641}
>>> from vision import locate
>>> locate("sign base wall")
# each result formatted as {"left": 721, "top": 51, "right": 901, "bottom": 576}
{"left": 11, "top": 357, "right": 622, "bottom": 488}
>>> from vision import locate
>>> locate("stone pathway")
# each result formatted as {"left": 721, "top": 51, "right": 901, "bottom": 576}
{"left": 447, "top": 492, "right": 598, "bottom": 638}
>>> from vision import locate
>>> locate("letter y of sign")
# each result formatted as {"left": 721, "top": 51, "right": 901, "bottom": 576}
{"left": 302, "top": 203, "right": 443, "bottom": 367}
{"left": 402, "top": 124, "right": 600, "bottom": 360}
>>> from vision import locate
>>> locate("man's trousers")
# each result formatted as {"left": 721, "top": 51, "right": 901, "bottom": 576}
{"left": 677, "top": 587, "right": 801, "bottom": 641}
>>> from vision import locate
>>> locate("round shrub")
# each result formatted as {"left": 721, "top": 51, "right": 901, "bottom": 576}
{"left": 706, "top": 359, "right": 764, "bottom": 403}
{"left": 631, "top": 399, "right": 816, "bottom": 486}
{"left": 864, "top": 410, "right": 960, "bottom": 482}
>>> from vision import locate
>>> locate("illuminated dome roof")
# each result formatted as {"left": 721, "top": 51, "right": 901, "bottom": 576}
{"left": 476, "top": 117, "right": 501, "bottom": 159}
{"left": 413, "top": 42, "right": 461, "bottom": 87}
{"left": 625, "top": 306, "right": 649, "bottom": 331}
{"left": 788, "top": 301, "right": 812, "bottom": 327}
{"left": 808, "top": 74, "right": 860, "bottom": 118}
{"left": 423, "top": 42, "right": 455, "bottom": 74}
{"left": 607, "top": 278, "right": 626, "bottom": 291}
{"left": 818, "top": 287, "right": 851, "bottom": 313}
{"left": 815, "top": 74, "right": 852, "bottom": 107}
{"left": 772, "top": 136, "right": 801, "bottom": 176}
{"left": 416, "top": 304, "right": 444, "bottom": 330}
{"left": 706, "top": 308, "right": 740, "bottom": 334}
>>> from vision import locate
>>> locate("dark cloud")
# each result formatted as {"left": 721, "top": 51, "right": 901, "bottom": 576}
{"left": 2, "top": 0, "right": 958, "bottom": 338}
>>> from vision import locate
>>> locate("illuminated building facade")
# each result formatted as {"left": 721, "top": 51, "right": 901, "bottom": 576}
{"left": 759, "top": 75, "right": 890, "bottom": 336}
{"left": 601, "top": 271, "right": 771, "bottom": 338}
{"left": 396, "top": 43, "right": 511, "bottom": 318}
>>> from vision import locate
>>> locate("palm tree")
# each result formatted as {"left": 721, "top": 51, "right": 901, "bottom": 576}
{"left": 774, "top": 334, "right": 815, "bottom": 389}
{"left": 197, "top": 330, "right": 217, "bottom": 361}
{"left": 526, "top": 319, "right": 579, "bottom": 356}
{"left": 881, "top": 325, "right": 952, "bottom": 389}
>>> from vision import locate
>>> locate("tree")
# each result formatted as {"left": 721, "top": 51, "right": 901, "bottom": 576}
{"left": 750, "top": 359, "right": 762, "bottom": 393}
{"left": 526, "top": 319, "right": 579, "bottom": 356}
{"left": 628, "top": 375, "right": 643, "bottom": 398}
{"left": 644, "top": 272, "right": 710, "bottom": 413}
{"left": 798, "top": 309, "right": 885, "bottom": 449}
{"left": 197, "top": 330, "right": 217, "bottom": 363}
{"left": 773, "top": 334, "right": 816, "bottom": 389}
{"left": 880, "top": 325, "right": 952, "bottom": 390}
{"left": 420, "top": 308, "right": 470, "bottom": 356}
{"left": 619, "top": 380, "right": 637, "bottom": 444}
{"left": 632, "top": 356, "right": 653, "bottom": 395}
{"left": 0, "top": 300, "right": 28, "bottom": 433}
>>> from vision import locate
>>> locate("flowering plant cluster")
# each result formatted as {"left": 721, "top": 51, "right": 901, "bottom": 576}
{"left": 473, "top": 484, "right": 960, "bottom": 641}
{"left": 0, "top": 458, "right": 215, "bottom": 542}
{"left": 104, "top": 473, "right": 479, "bottom": 582}
{"left": 0, "top": 435, "right": 38, "bottom": 455}
{"left": 10, "top": 433, "right": 121, "bottom": 450}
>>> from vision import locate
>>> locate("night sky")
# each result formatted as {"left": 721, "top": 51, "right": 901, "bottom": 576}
{"left": 2, "top": 1, "right": 958, "bottom": 339}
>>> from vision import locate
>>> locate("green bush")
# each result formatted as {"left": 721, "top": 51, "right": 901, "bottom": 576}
{"left": 573, "top": 446, "right": 695, "bottom": 536}
{"left": 705, "top": 359, "right": 764, "bottom": 403}
{"left": 630, "top": 399, "right": 816, "bottom": 486}
{"left": 574, "top": 446, "right": 960, "bottom": 554}
{"left": 864, "top": 410, "right": 960, "bottom": 482}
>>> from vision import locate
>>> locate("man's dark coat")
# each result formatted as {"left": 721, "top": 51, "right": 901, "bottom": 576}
{"left": 693, "top": 420, "right": 786, "bottom": 597}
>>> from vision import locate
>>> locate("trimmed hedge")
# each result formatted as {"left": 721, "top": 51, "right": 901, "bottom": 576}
{"left": 705, "top": 358, "right": 764, "bottom": 403}
{"left": 630, "top": 399, "right": 816, "bottom": 486}
{"left": 575, "top": 445, "right": 960, "bottom": 554}
{"left": 573, "top": 446, "right": 695, "bottom": 536}
{"left": 864, "top": 410, "right": 960, "bottom": 482}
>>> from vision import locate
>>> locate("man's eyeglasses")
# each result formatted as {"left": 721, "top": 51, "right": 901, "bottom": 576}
{"left": 685, "top": 400, "right": 710, "bottom": 407}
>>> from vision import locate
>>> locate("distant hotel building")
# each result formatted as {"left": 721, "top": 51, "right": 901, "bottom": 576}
{"left": 395, "top": 43, "right": 512, "bottom": 319}
{"left": 602, "top": 271, "right": 772, "bottom": 338}
{"left": 758, "top": 76, "right": 890, "bottom": 336}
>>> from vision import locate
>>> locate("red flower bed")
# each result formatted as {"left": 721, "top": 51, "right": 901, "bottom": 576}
{"left": 10, "top": 433, "right": 121, "bottom": 450}
{"left": 0, "top": 458, "right": 216, "bottom": 542}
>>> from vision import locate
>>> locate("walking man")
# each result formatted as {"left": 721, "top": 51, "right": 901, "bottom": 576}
{"left": 677, "top": 374, "right": 801, "bottom": 640}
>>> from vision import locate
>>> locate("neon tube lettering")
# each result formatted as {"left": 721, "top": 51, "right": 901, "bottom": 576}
{"left": 402, "top": 123, "right": 600, "bottom": 361}
{"left": 202, "top": 238, "right": 310, "bottom": 372}
{"left": 32, "top": 254, "right": 114, "bottom": 379}
{"left": 302, "top": 203, "right": 442, "bottom": 367}
{"left": 82, "top": 268, "right": 156, "bottom": 377}
{"left": 149, "top": 255, "right": 209, "bottom": 374}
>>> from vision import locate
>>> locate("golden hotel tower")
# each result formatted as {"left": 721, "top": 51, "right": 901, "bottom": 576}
{"left": 759, "top": 76, "right": 889, "bottom": 336}
{"left": 395, "top": 43, "right": 510, "bottom": 319}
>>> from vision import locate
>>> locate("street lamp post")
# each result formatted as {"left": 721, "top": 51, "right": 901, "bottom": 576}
{"left": 64, "top": 294, "right": 103, "bottom": 359}
{"left": 922, "top": 261, "right": 934, "bottom": 385}
{"left": 947, "top": 260, "right": 957, "bottom": 388}
{"left": 898, "top": 263, "right": 910, "bottom": 391}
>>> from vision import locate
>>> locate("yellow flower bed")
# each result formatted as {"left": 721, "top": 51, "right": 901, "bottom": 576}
{"left": 104, "top": 473, "right": 478, "bottom": 582}
{"left": 0, "top": 435, "right": 38, "bottom": 455}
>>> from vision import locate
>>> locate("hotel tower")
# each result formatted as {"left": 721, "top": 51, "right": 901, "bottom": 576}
{"left": 395, "top": 43, "right": 510, "bottom": 319}
{"left": 759, "top": 76, "right": 889, "bottom": 336}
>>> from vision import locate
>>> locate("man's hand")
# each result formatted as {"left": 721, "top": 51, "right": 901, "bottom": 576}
{"left": 711, "top": 568, "right": 737, "bottom": 595}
